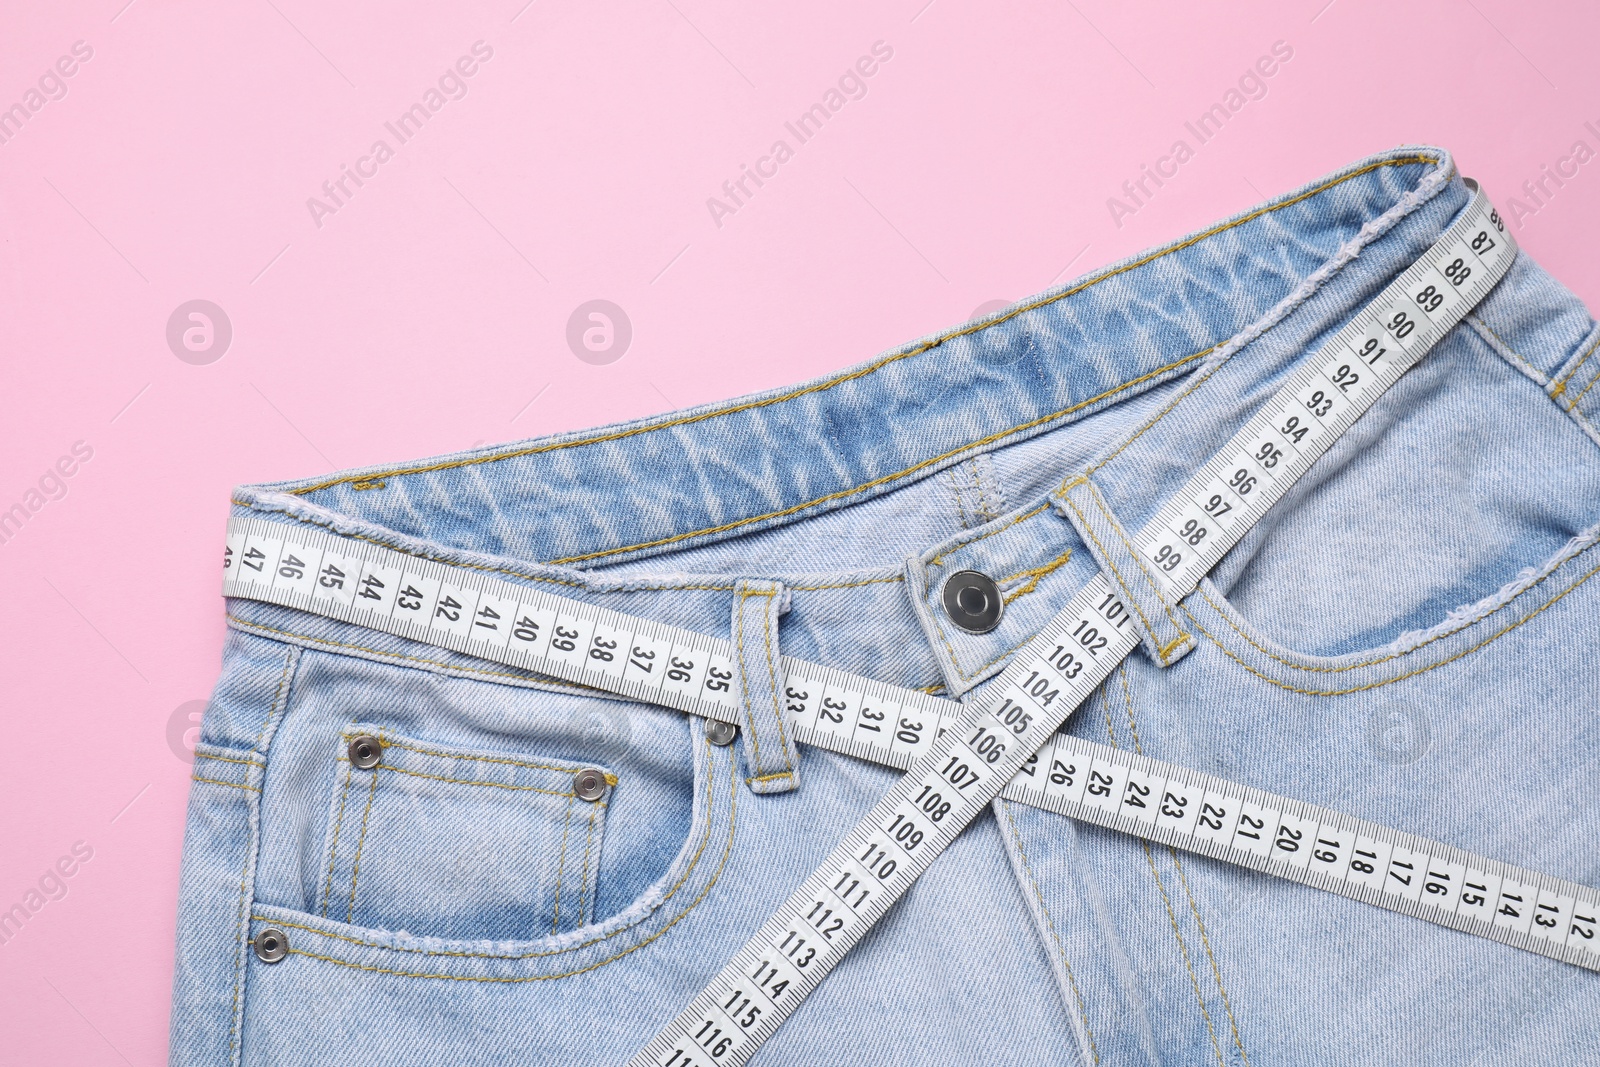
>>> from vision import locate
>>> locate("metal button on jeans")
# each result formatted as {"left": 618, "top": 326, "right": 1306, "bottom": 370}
{"left": 942, "top": 570, "right": 1003, "bottom": 634}
{"left": 348, "top": 734, "right": 382, "bottom": 769}
{"left": 254, "top": 928, "right": 288, "bottom": 963}
{"left": 573, "top": 768, "right": 608, "bottom": 802}
{"left": 704, "top": 720, "right": 737, "bottom": 746}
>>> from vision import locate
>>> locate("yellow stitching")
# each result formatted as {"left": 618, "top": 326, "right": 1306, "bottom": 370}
{"left": 195, "top": 752, "right": 265, "bottom": 768}
{"left": 1187, "top": 555, "right": 1600, "bottom": 694}
{"left": 367, "top": 762, "right": 578, "bottom": 797}
{"left": 1172, "top": 853, "right": 1252, "bottom": 1067}
{"left": 1142, "top": 839, "right": 1227, "bottom": 1067}
{"left": 924, "top": 508, "right": 1072, "bottom": 683}
{"left": 321, "top": 759, "right": 354, "bottom": 917}
{"left": 285, "top": 157, "right": 1433, "bottom": 507}
{"left": 554, "top": 352, "right": 1211, "bottom": 565}
{"left": 1552, "top": 331, "right": 1600, "bottom": 399}
{"left": 1192, "top": 535, "right": 1598, "bottom": 673}
{"left": 344, "top": 733, "right": 591, "bottom": 776}
{"left": 603, "top": 772, "right": 618, "bottom": 786}
{"left": 1001, "top": 548, "right": 1074, "bottom": 605}
{"left": 578, "top": 805, "right": 598, "bottom": 927}
{"left": 267, "top": 741, "right": 740, "bottom": 981}
{"left": 351, "top": 479, "right": 386, "bottom": 491}
{"left": 1114, "top": 664, "right": 1139, "bottom": 749}
{"left": 997, "top": 801, "right": 1100, "bottom": 1065}
{"left": 746, "top": 771, "right": 796, "bottom": 783}
{"left": 245, "top": 346, "right": 1195, "bottom": 576}
{"left": 346, "top": 749, "right": 382, "bottom": 924}
{"left": 226, "top": 614, "right": 610, "bottom": 693}
{"left": 1119, "top": 667, "right": 1249, "bottom": 1066}
{"left": 790, "top": 575, "right": 904, "bottom": 591}
{"left": 551, "top": 794, "right": 574, "bottom": 935}
{"left": 932, "top": 501, "right": 1055, "bottom": 566}
{"left": 1087, "top": 480, "right": 1190, "bottom": 649}
{"left": 1158, "top": 634, "right": 1190, "bottom": 660}
{"left": 254, "top": 741, "right": 721, "bottom": 961}
{"left": 758, "top": 589, "right": 796, "bottom": 777}
{"left": 1572, "top": 369, "right": 1600, "bottom": 409}
{"left": 1102, "top": 673, "right": 1225, "bottom": 1066}
{"left": 190, "top": 775, "right": 260, "bottom": 792}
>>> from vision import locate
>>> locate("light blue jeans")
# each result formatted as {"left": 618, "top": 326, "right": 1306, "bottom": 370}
{"left": 172, "top": 146, "right": 1600, "bottom": 1065}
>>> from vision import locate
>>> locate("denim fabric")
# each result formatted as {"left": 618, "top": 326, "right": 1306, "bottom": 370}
{"left": 173, "top": 146, "right": 1600, "bottom": 1065}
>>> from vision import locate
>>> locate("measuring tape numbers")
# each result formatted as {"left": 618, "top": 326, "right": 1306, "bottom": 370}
{"left": 215, "top": 190, "right": 1594, "bottom": 1065}
{"left": 621, "top": 189, "right": 1556, "bottom": 1067}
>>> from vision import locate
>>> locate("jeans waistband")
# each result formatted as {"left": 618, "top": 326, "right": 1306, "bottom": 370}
{"left": 230, "top": 146, "right": 1599, "bottom": 692}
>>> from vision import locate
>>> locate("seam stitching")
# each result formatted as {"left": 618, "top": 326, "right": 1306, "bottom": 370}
{"left": 361, "top": 761, "right": 580, "bottom": 796}
{"left": 321, "top": 759, "right": 354, "bottom": 917}
{"left": 1106, "top": 670, "right": 1225, "bottom": 1067}
{"left": 1087, "top": 480, "right": 1191, "bottom": 653}
{"left": 196, "top": 753, "right": 266, "bottom": 768}
{"left": 1120, "top": 667, "right": 1249, "bottom": 1066}
{"left": 191, "top": 776, "right": 259, "bottom": 793}
{"left": 259, "top": 739, "right": 739, "bottom": 981}
{"left": 1553, "top": 330, "right": 1600, "bottom": 398}
{"left": 1568, "top": 342, "right": 1600, "bottom": 407}
{"left": 1172, "top": 852, "right": 1252, "bottom": 1067}
{"left": 281, "top": 157, "right": 1432, "bottom": 504}
{"left": 251, "top": 737, "right": 723, "bottom": 961}
{"left": 1001, "top": 548, "right": 1075, "bottom": 605}
{"left": 1186, "top": 556, "right": 1600, "bottom": 694}
{"left": 998, "top": 800, "right": 1101, "bottom": 1065}
{"left": 1468, "top": 315, "right": 1548, "bottom": 384}
{"left": 230, "top": 645, "right": 295, "bottom": 1064}
{"left": 1058, "top": 493, "right": 1164, "bottom": 653}
{"left": 345, "top": 741, "right": 382, "bottom": 925}
{"left": 1143, "top": 839, "right": 1228, "bottom": 1067}
{"left": 347, "top": 733, "right": 593, "bottom": 776}
{"left": 578, "top": 805, "right": 598, "bottom": 928}
{"left": 1192, "top": 534, "right": 1596, "bottom": 673}
{"left": 551, "top": 794, "right": 575, "bottom": 935}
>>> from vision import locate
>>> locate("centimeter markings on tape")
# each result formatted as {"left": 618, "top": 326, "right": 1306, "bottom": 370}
{"left": 624, "top": 190, "right": 1571, "bottom": 1067}
{"left": 213, "top": 192, "right": 1591, "bottom": 1061}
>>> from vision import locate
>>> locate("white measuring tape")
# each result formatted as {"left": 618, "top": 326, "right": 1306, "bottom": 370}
{"left": 219, "top": 189, "right": 1596, "bottom": 1064}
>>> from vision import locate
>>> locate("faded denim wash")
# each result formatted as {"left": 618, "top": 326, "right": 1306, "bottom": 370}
{"left": 172, "top": 146, "right": 1600, "bottom": 1065}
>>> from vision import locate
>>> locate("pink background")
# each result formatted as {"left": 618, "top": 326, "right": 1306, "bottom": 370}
{"left": 2, "top": 0, "right": 1596, "bottom": 1061}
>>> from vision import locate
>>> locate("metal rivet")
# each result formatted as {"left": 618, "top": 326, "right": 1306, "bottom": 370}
{"left": 348, "top": 734, "right": 382, "bottom": 769}
{"left": 704, "top": 720, "right": 737, "bottom": 746}
{"left": 942, "top": 569, "right": 1004, "bottom": 634}
{"left": 573, "top": 768, "right": 608, "bottom": 802}
{"left": 254, "top": 928, "right": 288, "bottom": 963}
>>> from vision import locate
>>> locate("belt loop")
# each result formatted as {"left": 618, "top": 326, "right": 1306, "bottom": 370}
{"left": 731, "top": 579, "right": 801, "bottom": 794}
{"left": 1052, "top": 476, "right": 1196, "bottom": 668}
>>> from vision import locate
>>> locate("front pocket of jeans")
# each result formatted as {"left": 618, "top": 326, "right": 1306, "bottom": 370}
{"left": 316, "top": 724, "right": 616, "bottom": 941}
